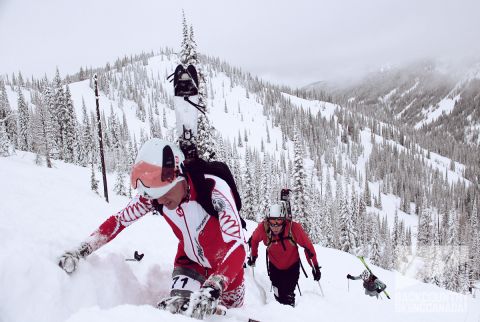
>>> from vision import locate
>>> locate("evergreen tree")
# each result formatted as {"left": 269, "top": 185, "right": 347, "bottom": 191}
{"left": 350, "top": 188, "right": 361, "bottom": 247}
{"left": 443, "top": 257, "right": 460, "bottom": 292}
{"left": 469, "top": 199, "right": 479, "bottom": 280}
{"left": 32, "top": 88, "right": 54, "bottom": 167}
{"left": 321, "top": 197, "right": 334, "bottom": 247}
{"left": 0, "top": 80, "right": 16, "bottom": 146}
{"left": 381, "top": 229, "right": 394, "bottom": 270}
{"left": 339, "top": 189, "right": 356, "bottom": 254}
{"left": 78, "top": 97, "right": 92, "bottom": 166}
{"left": 292, "top": 127, "right": 308, "bottom": 229}
{"left": 242, "top": 149, "right": 256, "bottom": 221}
{"left": 16, "top": 87, "right": 30, "bottom": 151}
{"left": 188, "top": 25, "right": 198, "bottom": 65}
{"left": 62, "top": 85, "right": 77, "bottom": 163}
{"left": 52, "top": 69, "right": 66, "bottom": 159}
{"left": 417, "top": 193, "right": 433, "bottom": 256}
{"left": 323, "top": 173, "right": 335, "bottom": 247}
{"left": 237, "top": 130, "right": 243, "bottom": 147}
{"left": 196, "top": 113, "right": 216, "bottom": 161}
{"left": 459, "top": 263, "right": 471, "bottom": 294}
{"left": 370, "top": 215, "right": 382, "bottom": 265}
{"left": 179, "top": 11, "right": 190, "bottom": 65}
{"left": 114, "top": 163, "right": 127, "bottom": 196}
{"left": 0, "top": 122, "right": 11, "bottom": 156}
{"left": 358, "top": 192, "right": 367, "bottom": 247}
{"left": 392, "top": 210, "right": 400, "bottom": 268}
{"left": 259, "top": 155, "right": 271, "bottom": 217}
{"left": 308, "top": 178, "right": 322, "bottom": 243}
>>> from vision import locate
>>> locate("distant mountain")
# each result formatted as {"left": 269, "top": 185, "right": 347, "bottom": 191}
{"left": 305, "top": 59, "right": 480, "bottom": 145}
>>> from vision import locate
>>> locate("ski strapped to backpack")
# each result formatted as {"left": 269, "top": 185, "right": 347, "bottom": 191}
{"left": 357, "top": 256, "right": 391, "bottom": 299}
{"left": 168, "top": 64, "right": 205, "bottom": 114}
{"left": 152, "top": 157, "right": 247, "bottom": 230}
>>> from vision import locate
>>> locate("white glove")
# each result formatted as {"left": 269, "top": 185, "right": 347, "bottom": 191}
{"left": 186, "top": 275, "right": 225, "bottom": 320}
{"left": 157, "top": 296, "right": 190, "bottom": 314}
{"left": 58, "top": 243, "right": 92, "bottom": 274}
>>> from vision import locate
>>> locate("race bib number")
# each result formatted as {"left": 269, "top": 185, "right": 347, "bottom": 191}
{"left": 170, "top": 274, "right": 201, "bottom": 293}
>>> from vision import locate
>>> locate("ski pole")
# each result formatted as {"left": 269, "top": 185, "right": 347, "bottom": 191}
{"left": 251, "top": 267, "right": 267, "bottom": 304}
{"left": 318, "top": 281, "right": 325, "bottom": 297}
{"left": 297, "top": 283, "right": 302, "bottom": 296}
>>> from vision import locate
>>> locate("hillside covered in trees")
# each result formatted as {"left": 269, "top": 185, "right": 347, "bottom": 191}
{"left": 1, "top": 22, "right": 479, "bottom": 295}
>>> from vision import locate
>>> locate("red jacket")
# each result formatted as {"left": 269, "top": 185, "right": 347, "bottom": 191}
{"left": 83, "top": 174, "right": 246, "bottom": 292}
{"left": 250, "top": 220, "right": 318, "bottom": 270}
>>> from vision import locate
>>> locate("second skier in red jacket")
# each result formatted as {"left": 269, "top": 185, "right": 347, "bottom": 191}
{"left": 247, "top": 203, "right": 320, "bottom": 306}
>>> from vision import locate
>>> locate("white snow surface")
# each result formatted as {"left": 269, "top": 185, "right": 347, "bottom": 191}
{"left": 282, "top": 93, "right": 338, "bottom": 120}
{"left": 415, "top": 95, "right": 460, "bottom": 129}
{"left": 1, "top": 152, "right": 479, "bottom": 322}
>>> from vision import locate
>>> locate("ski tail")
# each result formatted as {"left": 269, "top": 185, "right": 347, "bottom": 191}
{"left": 170, "top": 64, "right": 203, "bottom": 160}
{"left": 171, "top": 64, "right": 199, "bottom": 97}
{"left": 357, "top": 256, "right": 391, "bottom": 299}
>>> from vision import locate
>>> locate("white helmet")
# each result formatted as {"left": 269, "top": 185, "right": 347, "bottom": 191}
{"left": 130, "top": 138, "right": 185, "bottom": 199}
{"left": 268, "top": 203, "right": 287, "bottom": 219}
{"left": 360, "top": 270, "right": 370, "bottom": 281}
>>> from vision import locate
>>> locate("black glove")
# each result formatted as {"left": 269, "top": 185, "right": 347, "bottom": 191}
{"left": 312, "top": 265, "right": 321, "bottom": 281}
{"left": 247, "top": 256, "right": 257, "bottom": 267}
{"left": 376, "top": 288, "right": 383, "bottom": 293}
{"left": 347, "top": 274, "right": 354, "bottom": 280}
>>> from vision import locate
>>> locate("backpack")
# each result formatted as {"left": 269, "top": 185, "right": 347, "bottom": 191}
{"left": 152, "top": 158, "right": 247, "bottom": 230}
{"left": 363, "top": 275, "right": 378, "bottom": 292}
{"left": 263, "top": 219, "right": 297, "bottom": 251}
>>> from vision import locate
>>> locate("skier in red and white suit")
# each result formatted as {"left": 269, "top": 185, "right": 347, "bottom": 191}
{"left": 58, "top": 138, "right": 246, "bottom": 319}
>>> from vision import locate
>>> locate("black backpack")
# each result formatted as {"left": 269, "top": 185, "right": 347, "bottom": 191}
{"left": 152, "top": 158, "right": 247, "bottom": 230}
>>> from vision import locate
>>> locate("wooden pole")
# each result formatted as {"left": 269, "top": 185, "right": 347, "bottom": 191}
{"left": 94, "top": 74, "right": 109, "bottom": 203}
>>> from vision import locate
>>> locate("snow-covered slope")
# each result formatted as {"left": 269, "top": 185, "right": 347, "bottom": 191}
{"left": 1, "top": 152, "right": 478, "bottom": 322}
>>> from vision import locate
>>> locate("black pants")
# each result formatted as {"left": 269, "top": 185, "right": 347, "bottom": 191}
{"left": 268, "top": 261, "right": 300, "bottom": 306}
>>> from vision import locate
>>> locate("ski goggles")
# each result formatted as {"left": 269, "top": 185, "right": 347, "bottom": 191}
{"left": 268, "top": 219, "right": 285, "bottom": 227}
{"left": 130, "top": 161, "right": 177, "bottom": 190}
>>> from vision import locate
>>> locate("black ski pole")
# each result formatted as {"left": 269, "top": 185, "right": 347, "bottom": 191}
{"left": 299, "top": 260, "right": 308, "bottom": 278}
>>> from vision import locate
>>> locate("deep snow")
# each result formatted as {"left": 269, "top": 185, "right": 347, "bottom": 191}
{"left": 1, "top": 152, "right": 479, "bottom": 322}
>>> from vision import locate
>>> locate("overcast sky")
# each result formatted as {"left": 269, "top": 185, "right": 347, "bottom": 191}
{"left": 1, "top": 0, "right": 480, "bottom": 87}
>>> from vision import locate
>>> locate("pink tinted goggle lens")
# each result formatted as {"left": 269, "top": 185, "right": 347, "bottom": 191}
{"left": 268, "top": 219, "right": 284, "bottom": 227}
{"left": 130, "top": 161, "right": 176, "bottom": 189}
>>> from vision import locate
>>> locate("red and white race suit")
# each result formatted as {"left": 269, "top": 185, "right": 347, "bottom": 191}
{"left": 83, "top": 174, "right": 247, "bottom": 308}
